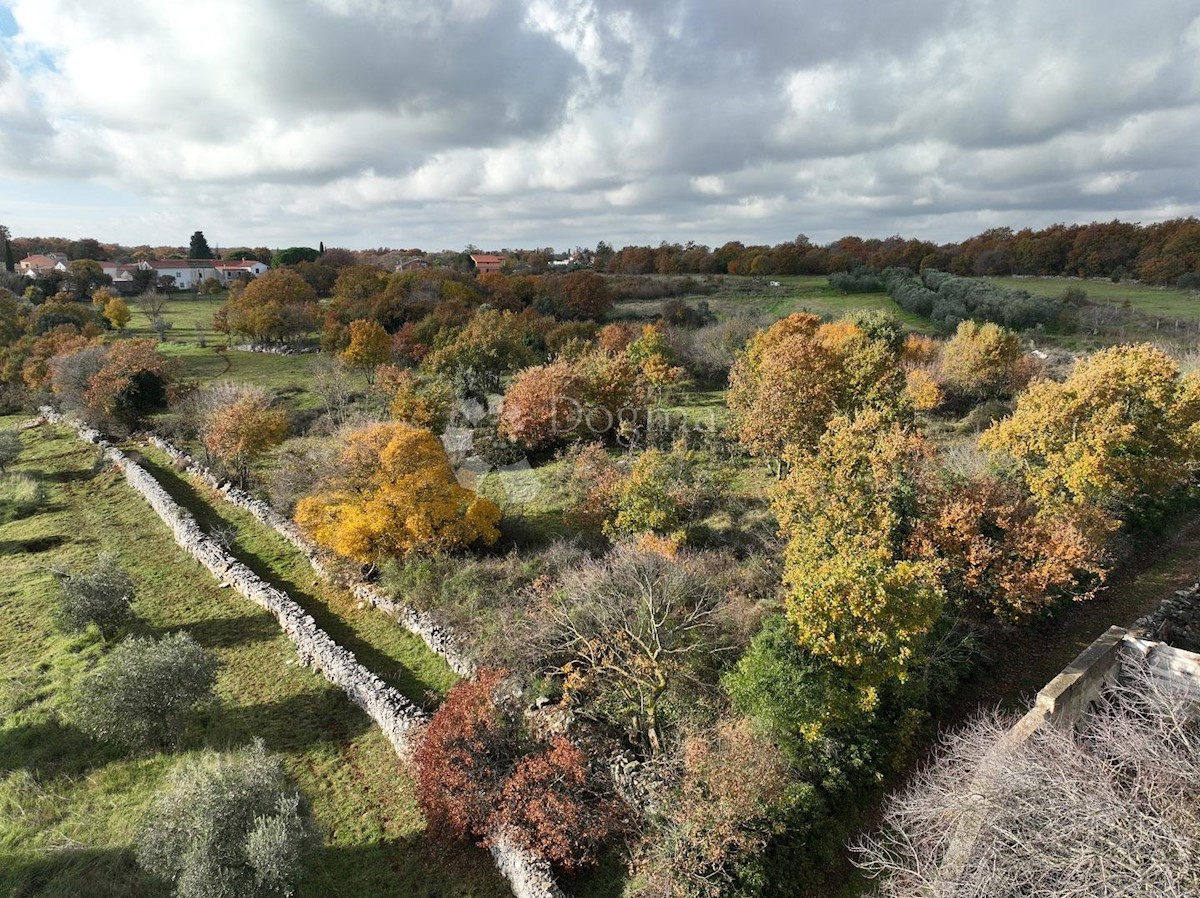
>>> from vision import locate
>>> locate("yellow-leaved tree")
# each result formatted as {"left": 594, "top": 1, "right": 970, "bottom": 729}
{"left": 200, "top": 386, "right": 289, "bottom": 486}
{"left": 981, "top": 343, "right": 1200, "bottom": 513}
{"left": 338, "top": 319, "right": 392, "bottom": 383}
{"left": 773, "top": 410, "right": 944, "bottom": 706}
{"left": 728, "top": 313, "right": 907, "bottom": 469}
{"left": 295, "top": 422, "right": 500, "bottom": 562}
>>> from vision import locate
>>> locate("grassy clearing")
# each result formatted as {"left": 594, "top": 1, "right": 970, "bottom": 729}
{"left": 0, "top": 419, "right": 507, "bottom": 898}
{"left": 120, "top": 291, "right": 322, "bottom": 409}
{"left": 613, "top": 275, "right": 929, "bottom": 330}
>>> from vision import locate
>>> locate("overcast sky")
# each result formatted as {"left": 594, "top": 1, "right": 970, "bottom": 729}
{"left": 1, "top": 0, "right": 1198, "bottom": 252}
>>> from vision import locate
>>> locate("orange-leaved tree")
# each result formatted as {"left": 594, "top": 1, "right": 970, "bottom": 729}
{"left": 81, "top": 339, "right": 174, "bottom": 430}
{"left": 200, "top": 385, "right": 289, "bottom": 486}
{"left": 728, "top": 313, "right": 906, "bottom": 469}
{"left": 909, "top": 474, "right": 1112, "bottom": 622}
{"left": 294, "top": 421, "right": 500, "bottom": 562}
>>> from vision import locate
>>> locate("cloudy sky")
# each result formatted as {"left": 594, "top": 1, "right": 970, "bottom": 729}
{"left": 1, "top": 0, "right": 1198, "bottom": 252}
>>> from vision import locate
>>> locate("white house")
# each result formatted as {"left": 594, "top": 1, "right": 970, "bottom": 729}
{"left": 97, "top": 258, "right": 268, "bottom": 290}
{"left": 19, "top": 253, "right": 69, "bottom": 277}
{"left": 213, "top": 260, "right": 269, "bottom": 284}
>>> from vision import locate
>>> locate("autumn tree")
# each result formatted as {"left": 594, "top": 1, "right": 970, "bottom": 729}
{"left": 910, "top": 474, "right": 1111, "bottom": 622}
{"left": 414, "top": 669, "right": 518, "bottom": 840}
{"left": 414, "top": 670, "right": 621, "bottom": 873}
{"left": 938, "top": 320, "right": 1033, "bottom": 402}
{"left": 102, "top": 297, "right": 131, "bottom": 331}
{"left": 728, "top": 314, "right": 906, "bottom": 468}
{"left": 223, "top": 269, "right": 318, "bottom": 344}
{"left": 980, "top": 343, "right": 1200, "bottom": 513}
{"left": 496, "top": 347, "right": 651, "bottom": 451}
{"left": 551, "top": 547, "right": 723, "bottom": 754}
{"left": 338, "top": 319, "right": 391, "bottom": 383}
{"left": 378, "top": 366, "right": 453, "bottom": 431}
{"left": 605, "top": 445, "right": 722, "bottom": 546}
{"left": 199, "top": 384, "right": 289, "bottom": 485}
{"left": 495, "top": 736, "right": 623, "bottom": 873}
{"left": 82, "top": 339, "right": 174, "bottom": 430}
{"left": 774, "top": 411, "right": 944, "bottom": 705}
{"left": 294, "top": 421, "right": 500, "bottom": 562}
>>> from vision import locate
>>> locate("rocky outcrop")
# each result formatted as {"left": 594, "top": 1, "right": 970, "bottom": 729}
{"left": 143, "top": 434, "right": 476, "bottom": 677}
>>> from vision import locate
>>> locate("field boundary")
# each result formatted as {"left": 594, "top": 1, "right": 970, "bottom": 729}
{"left": 142, "top": 433, "right": 478, "bottom": 677}
{"left": 37, "top": 409, "right": 566, "bottom": 898}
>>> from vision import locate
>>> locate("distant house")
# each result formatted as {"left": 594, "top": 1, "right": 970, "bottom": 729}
{"left": 395, "top": 256, "right": 431, "bottom": 272}
{"left": 213, "top": 260, "right": 269, "bottom": 284}
{"left": 19, "top": 253, "right": 69, "bottom": 277}
{"left": 469, "top": 253, "right": 504, "bottom": 275}
{"left": 97, "top": 258, "right": 268, "bottom": 290}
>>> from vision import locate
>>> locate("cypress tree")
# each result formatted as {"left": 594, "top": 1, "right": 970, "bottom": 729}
{"left": 3, "top": 239, "right": 14, "bottom": 273}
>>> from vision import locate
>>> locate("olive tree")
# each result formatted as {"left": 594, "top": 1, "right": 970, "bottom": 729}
{"left": 53, "top": 552, "right": 136, "bottom": 637}
{"left": 137, "top": 739, "right": 318, "bottom": 898}
{"left": 70, "top": 632, "right": 217, "bottom": 750}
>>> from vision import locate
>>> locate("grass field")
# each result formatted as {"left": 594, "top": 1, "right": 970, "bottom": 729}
{"left": 0, "top": 419, "right": 508, "bottom": 898}
{"left": 613, "top": 275, "right": 929, "bottom": 330}
{"left": 122, "top": 292, "right": 323, "bottom": 410}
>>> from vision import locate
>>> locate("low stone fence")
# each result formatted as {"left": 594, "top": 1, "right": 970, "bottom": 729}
{"left": 1132, "top": 580, "right": 1200, "bottom": 651}
{"left": 41, "top": 411, "right": 564, "bottom": 898}
{"left": 40, "top": 409, "right": 424, "bottom": 754}
{"left": 142, "top": 435, "right": 476, "bottom": 677}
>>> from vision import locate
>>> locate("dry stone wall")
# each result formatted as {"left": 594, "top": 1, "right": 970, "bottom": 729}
{"left": 1132, "top": 581, "right": 1200, "bottom": 651}
{"left": 41, "top": 409, "right": 425, "bottom": 752}
{"left": 142, "top": 434, "right": 476, "bottom": 677}
{"left": 41, "top": 411, "right": 565, "bottom": 898}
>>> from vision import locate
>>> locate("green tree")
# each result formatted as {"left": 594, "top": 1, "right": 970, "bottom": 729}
{"left": 53, "top": 552, "right": 136, "bottom": 637}
{"left": 137, "top": 739, "right": 318, "bottom": 898}
{"left": 773, "top": 411, "right": 944, "bottom": 706}
{"left": 188, "top": 231, "right": 214, "bottom": 259}
{"left": 4, "top": 238, "right": 14, "bottom": 273}
{"left": 271, "top": 247, "right": 321, "bottom": 267}
{"left": 70, "top": 632, "right": 218, "bottom": 750}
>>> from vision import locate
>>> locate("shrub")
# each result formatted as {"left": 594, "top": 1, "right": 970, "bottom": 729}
{"left": 414, "top": 669, "right": 520, "bottom": 840}
{"left": 70, "top": 632, "right": 218, "bottom": 750}
{"left": 938, "top": 320, "right": 1033, "bottom": 402}
{"left": 605, "top": 446, "right": 722, "bottom": 544}
{"left": 414, "top": 670, "right": 621, "bottom": 873}
{"left": 294, "top": 421, "right": 500, "bottom": 562}
{"left": 0, "top": 471, "right": 46, "bottom": 521}
{"left": 137, "top": 739, "right": 317, "bottom": 898}
{"left": 199, "top": 384, "right": 289, "bottom": 485}
{"left": 53, "top": 552, "right": 136, "bottom": 637}
{"left": 0, "top": 427, "right": 21, "bottom": 472}
{"left": 495, "top": 735, "right": 624, "bottom": 873}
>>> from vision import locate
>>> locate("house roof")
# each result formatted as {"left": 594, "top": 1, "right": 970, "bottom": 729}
{"left": 213, "top": 260, "right": 263, "bottom": 269}
{"left": 470, "top": 254, "right": 503, "bottom": 263}
{"left": 142, "top": 259, "right": 219, "bottom": 269}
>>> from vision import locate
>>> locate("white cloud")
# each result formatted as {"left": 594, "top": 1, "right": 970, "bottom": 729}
{"left": 0, "top": 0, "right": 1198, "bottom": 248}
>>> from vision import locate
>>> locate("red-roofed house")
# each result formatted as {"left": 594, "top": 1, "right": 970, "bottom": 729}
{"left": 213, "top": 260, "right": 269, "bottom": 284}
{"left": 19, "top": 253, "right": 68, "bottom": 276}
{"left": 469, "top": 254, "right": 504, "bottom": 275}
